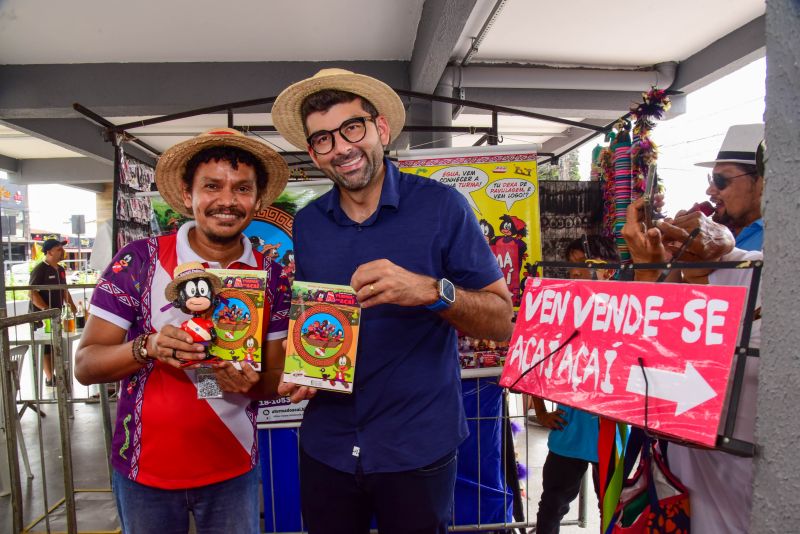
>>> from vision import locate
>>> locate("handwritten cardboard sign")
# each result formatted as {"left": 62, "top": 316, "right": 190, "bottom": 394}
{"left": 499, "top": 278, "right": 747, "bottom": 446}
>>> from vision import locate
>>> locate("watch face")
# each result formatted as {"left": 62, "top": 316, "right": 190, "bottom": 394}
{"left": 441, "top": 279, "right": 456, "bottom": 304}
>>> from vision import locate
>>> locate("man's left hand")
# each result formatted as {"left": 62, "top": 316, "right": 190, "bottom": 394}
{"left": 351, "top": 259, "right": 438, "bottom": 309}
{"left": 212, "top": 361, "right": 259, "bottom": 394}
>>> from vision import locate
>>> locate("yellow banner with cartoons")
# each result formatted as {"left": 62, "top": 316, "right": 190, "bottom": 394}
{"left": 397, "top": 152, "right": 541, "bottom": 308}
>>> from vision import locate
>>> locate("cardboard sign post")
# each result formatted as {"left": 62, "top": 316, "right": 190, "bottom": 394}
{"left": 499, "top": 278, "right": 747, "bottom": 446}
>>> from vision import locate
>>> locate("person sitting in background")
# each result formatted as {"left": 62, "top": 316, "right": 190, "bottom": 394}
{"left": 531, "top": 235, "right": 619, "bottom": 534}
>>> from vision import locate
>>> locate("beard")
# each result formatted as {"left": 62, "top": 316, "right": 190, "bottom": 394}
{"left": 324, "top": 144, "right": 384, "bottom": 192}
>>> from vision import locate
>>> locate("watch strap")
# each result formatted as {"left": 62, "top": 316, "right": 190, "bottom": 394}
{"left": 426, "top": 298, "right": 450, "bottom": 312}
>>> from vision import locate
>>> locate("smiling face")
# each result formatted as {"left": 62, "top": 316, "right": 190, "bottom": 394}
{"left": 706, "top": 163, "right": 763, "bottom": 229}
{"left": 305, "top": 99, "right": 390, "bottom": 192}
{"left": 182, "top": 159, "right": 259, "bottom": 245}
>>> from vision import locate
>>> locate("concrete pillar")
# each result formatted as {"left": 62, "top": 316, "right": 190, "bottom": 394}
{"left": 95, "top": 183, "right": 113, "bottom": 225}
{"left": 431, "top": 83, "right": 453, "bottom": 149}
{"left": 751, "top": 1, "right": 800, "bottom": 532}
{"left": 406, "top": 100, "right": 434, "bottom": 152}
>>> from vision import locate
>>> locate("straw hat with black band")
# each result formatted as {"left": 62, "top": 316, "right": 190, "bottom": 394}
{"left": 271, "top": 68, "right": 406, "bottom": 151}
{"left": 155, "top": 128, "right": 290, "bottom": 218}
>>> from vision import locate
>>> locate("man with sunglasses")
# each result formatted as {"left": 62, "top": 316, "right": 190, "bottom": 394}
{"left": 623, "top": 195, "right": 761, "bottom": 533}
{"left": 698, "top": 123, "right": 764, "bottom": 251}
{"left": 272, "top": 69, "right": 513, "bottom": 534}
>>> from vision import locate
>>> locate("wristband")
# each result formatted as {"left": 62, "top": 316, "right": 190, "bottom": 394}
{"left": 132, "top": 333, "right": 151, "bottom": 365}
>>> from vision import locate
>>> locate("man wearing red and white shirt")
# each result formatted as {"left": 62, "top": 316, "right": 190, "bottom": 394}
{"left": 75, "top": 129, "right": 290, "bottom": 534}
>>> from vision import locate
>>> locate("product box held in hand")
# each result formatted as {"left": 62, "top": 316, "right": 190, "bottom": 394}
{"left": 206, "top": 269, "right": 269, "bottom": 371}
{"left": 283, "top": 281, "right": 361, "bottom": 393}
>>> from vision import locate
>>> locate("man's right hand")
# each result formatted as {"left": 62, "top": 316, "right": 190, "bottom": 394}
{"left": 146, "top": 325, "right": 208, "bottom": 369}
{"left": 657, "top": 211, "right": 734, "bottom": 262}
{"left": 277, "top": 378, "right": 317, "bottom": 403}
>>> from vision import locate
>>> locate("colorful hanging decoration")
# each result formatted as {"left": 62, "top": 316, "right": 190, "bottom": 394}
{"left": 630, "top": 87, "right": 671, "bottom": 199}
{"left": 598, "top": 142, "right": 616, "bottom": 239}
{"left": 611, "top": 120, "right": 632, "bottom": 263}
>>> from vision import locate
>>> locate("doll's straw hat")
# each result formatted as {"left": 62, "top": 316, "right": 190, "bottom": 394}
{"left": 271, "top": 68, "right": 406, "bottom": 150}
{"left": 165, "top": 262, "right": 223, "bottom": 303}
{"left": 695, "top": 123, "right": 764, "bottom": 168}
{"left": 155, "top": 128, "right": 289, "bottom": 218}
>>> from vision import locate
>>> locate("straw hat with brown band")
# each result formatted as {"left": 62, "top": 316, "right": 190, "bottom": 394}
{"left": 155, "top": 128, "right": 290, "bottom": 218}
{"left": 271, "top": 68, "right": 406, "bottom": 151}
{"left": 165, "top": 261, "right": 223, "bottom": 303}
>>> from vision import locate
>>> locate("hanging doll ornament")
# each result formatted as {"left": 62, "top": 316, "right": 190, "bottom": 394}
{"left": 165, "top": 262, "right": 223, "bottom": 366}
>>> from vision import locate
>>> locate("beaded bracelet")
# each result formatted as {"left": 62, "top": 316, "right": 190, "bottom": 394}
{"left": 132, "top": 333, "right": 150, "bottom": 365}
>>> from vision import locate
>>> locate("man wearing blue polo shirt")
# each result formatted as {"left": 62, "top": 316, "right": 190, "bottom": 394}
{"left": 273, "top": 69, "right": 514, "bottom": 534}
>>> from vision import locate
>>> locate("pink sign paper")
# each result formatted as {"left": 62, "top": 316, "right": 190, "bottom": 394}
{"left": 499, "top": 278, "right": 747, "bottom": 446}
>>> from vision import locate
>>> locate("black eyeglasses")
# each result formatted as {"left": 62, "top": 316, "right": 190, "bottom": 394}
{"left": 707, "top": 171, "right": 755, "bottom": 190}
{"left": 306, "top": 116, "right": 376, "bottom": 155}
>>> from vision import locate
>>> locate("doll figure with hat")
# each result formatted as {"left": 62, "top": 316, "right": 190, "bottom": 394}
{"left": 165, "top": 261, "right": 224, "bottom": 367}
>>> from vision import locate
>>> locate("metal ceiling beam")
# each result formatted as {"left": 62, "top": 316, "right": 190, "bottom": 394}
{"left": 409, "top": 0, "right": 479, "bottom": 93}
{"left": 0, "top": 118, "right": 154, "bottom": 166}
{"left": 0, "top": 154, "right": 19, "bottom": 173}
{"left": 461, "top": 88, "right": 686, "bottom": 120}
{"left": 537, "top": 118, "right": 610, "bottom": 163}
{"left": 672, "top": 15, "right": 765, "bottom": 93}
{"left": 13, "top": 157, "right": 112, "bottom": 192}
{"left": 0, "top": 61, "right": 409, "bottom": 120}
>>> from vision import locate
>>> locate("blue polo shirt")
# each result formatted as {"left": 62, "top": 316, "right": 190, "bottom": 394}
{"left": 735, "top": 218, "right": 763, "bottom": 252}
{"left": 293, "top": 159, "right": 503, "bottom": 474}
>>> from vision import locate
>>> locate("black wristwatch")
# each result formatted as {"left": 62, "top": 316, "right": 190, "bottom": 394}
{"left": 426, "top": 278, "right": 456, "bottom": 312}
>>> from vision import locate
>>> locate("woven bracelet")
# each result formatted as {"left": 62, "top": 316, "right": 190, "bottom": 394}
{"left": 132, "top": 334, "right": 150, "bottom": 365}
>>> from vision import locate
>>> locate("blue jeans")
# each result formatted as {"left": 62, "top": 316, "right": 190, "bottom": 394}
{"left": 112, "top": 468, "right": 260, "bottom": 534}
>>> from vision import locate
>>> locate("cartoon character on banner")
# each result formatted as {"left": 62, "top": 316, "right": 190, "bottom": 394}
{"left": 165, "top": 262, "right": 223, "bottom": 366}
{"left": 494, "top": 215, "right": 528, "bottom": 306}
{"left": 280, "top": 249, "right": 296, "bottom": 283}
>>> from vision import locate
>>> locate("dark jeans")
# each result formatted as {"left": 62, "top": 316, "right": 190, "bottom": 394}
{"left": 535, "top": 451, "right": 599, "bottom": 534}
{"left": 299, "top": 448, "right": 457, "bottom": 534}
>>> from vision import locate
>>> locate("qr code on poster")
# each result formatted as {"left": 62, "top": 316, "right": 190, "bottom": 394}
{"left": 196, "top": 369, "right": 223, "bottom": 399}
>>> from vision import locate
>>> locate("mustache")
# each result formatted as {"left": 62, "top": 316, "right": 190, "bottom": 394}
{"left": 332, "top": 149, "right": 364, "bottom": 166}
{"left": 206, "top": 207, "right": 245, "bottom": 217}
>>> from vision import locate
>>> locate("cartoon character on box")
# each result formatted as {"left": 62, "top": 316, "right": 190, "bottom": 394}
{"left": 330, "top": 355, "right": 352, "bottom": 390}
{"left": 165, "top": 262, "right": 223, "bottom": 365}
{"left": 242, "top": 335, "right": 259, "bottom": 365}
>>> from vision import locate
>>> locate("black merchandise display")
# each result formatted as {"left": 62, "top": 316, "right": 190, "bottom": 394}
{"left": 113, "top": 147, "right": 155, "bottom": 253}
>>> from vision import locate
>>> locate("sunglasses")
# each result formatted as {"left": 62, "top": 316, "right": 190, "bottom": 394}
{"left": 707, "top": 171, "right": 755, "bottom": 190}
